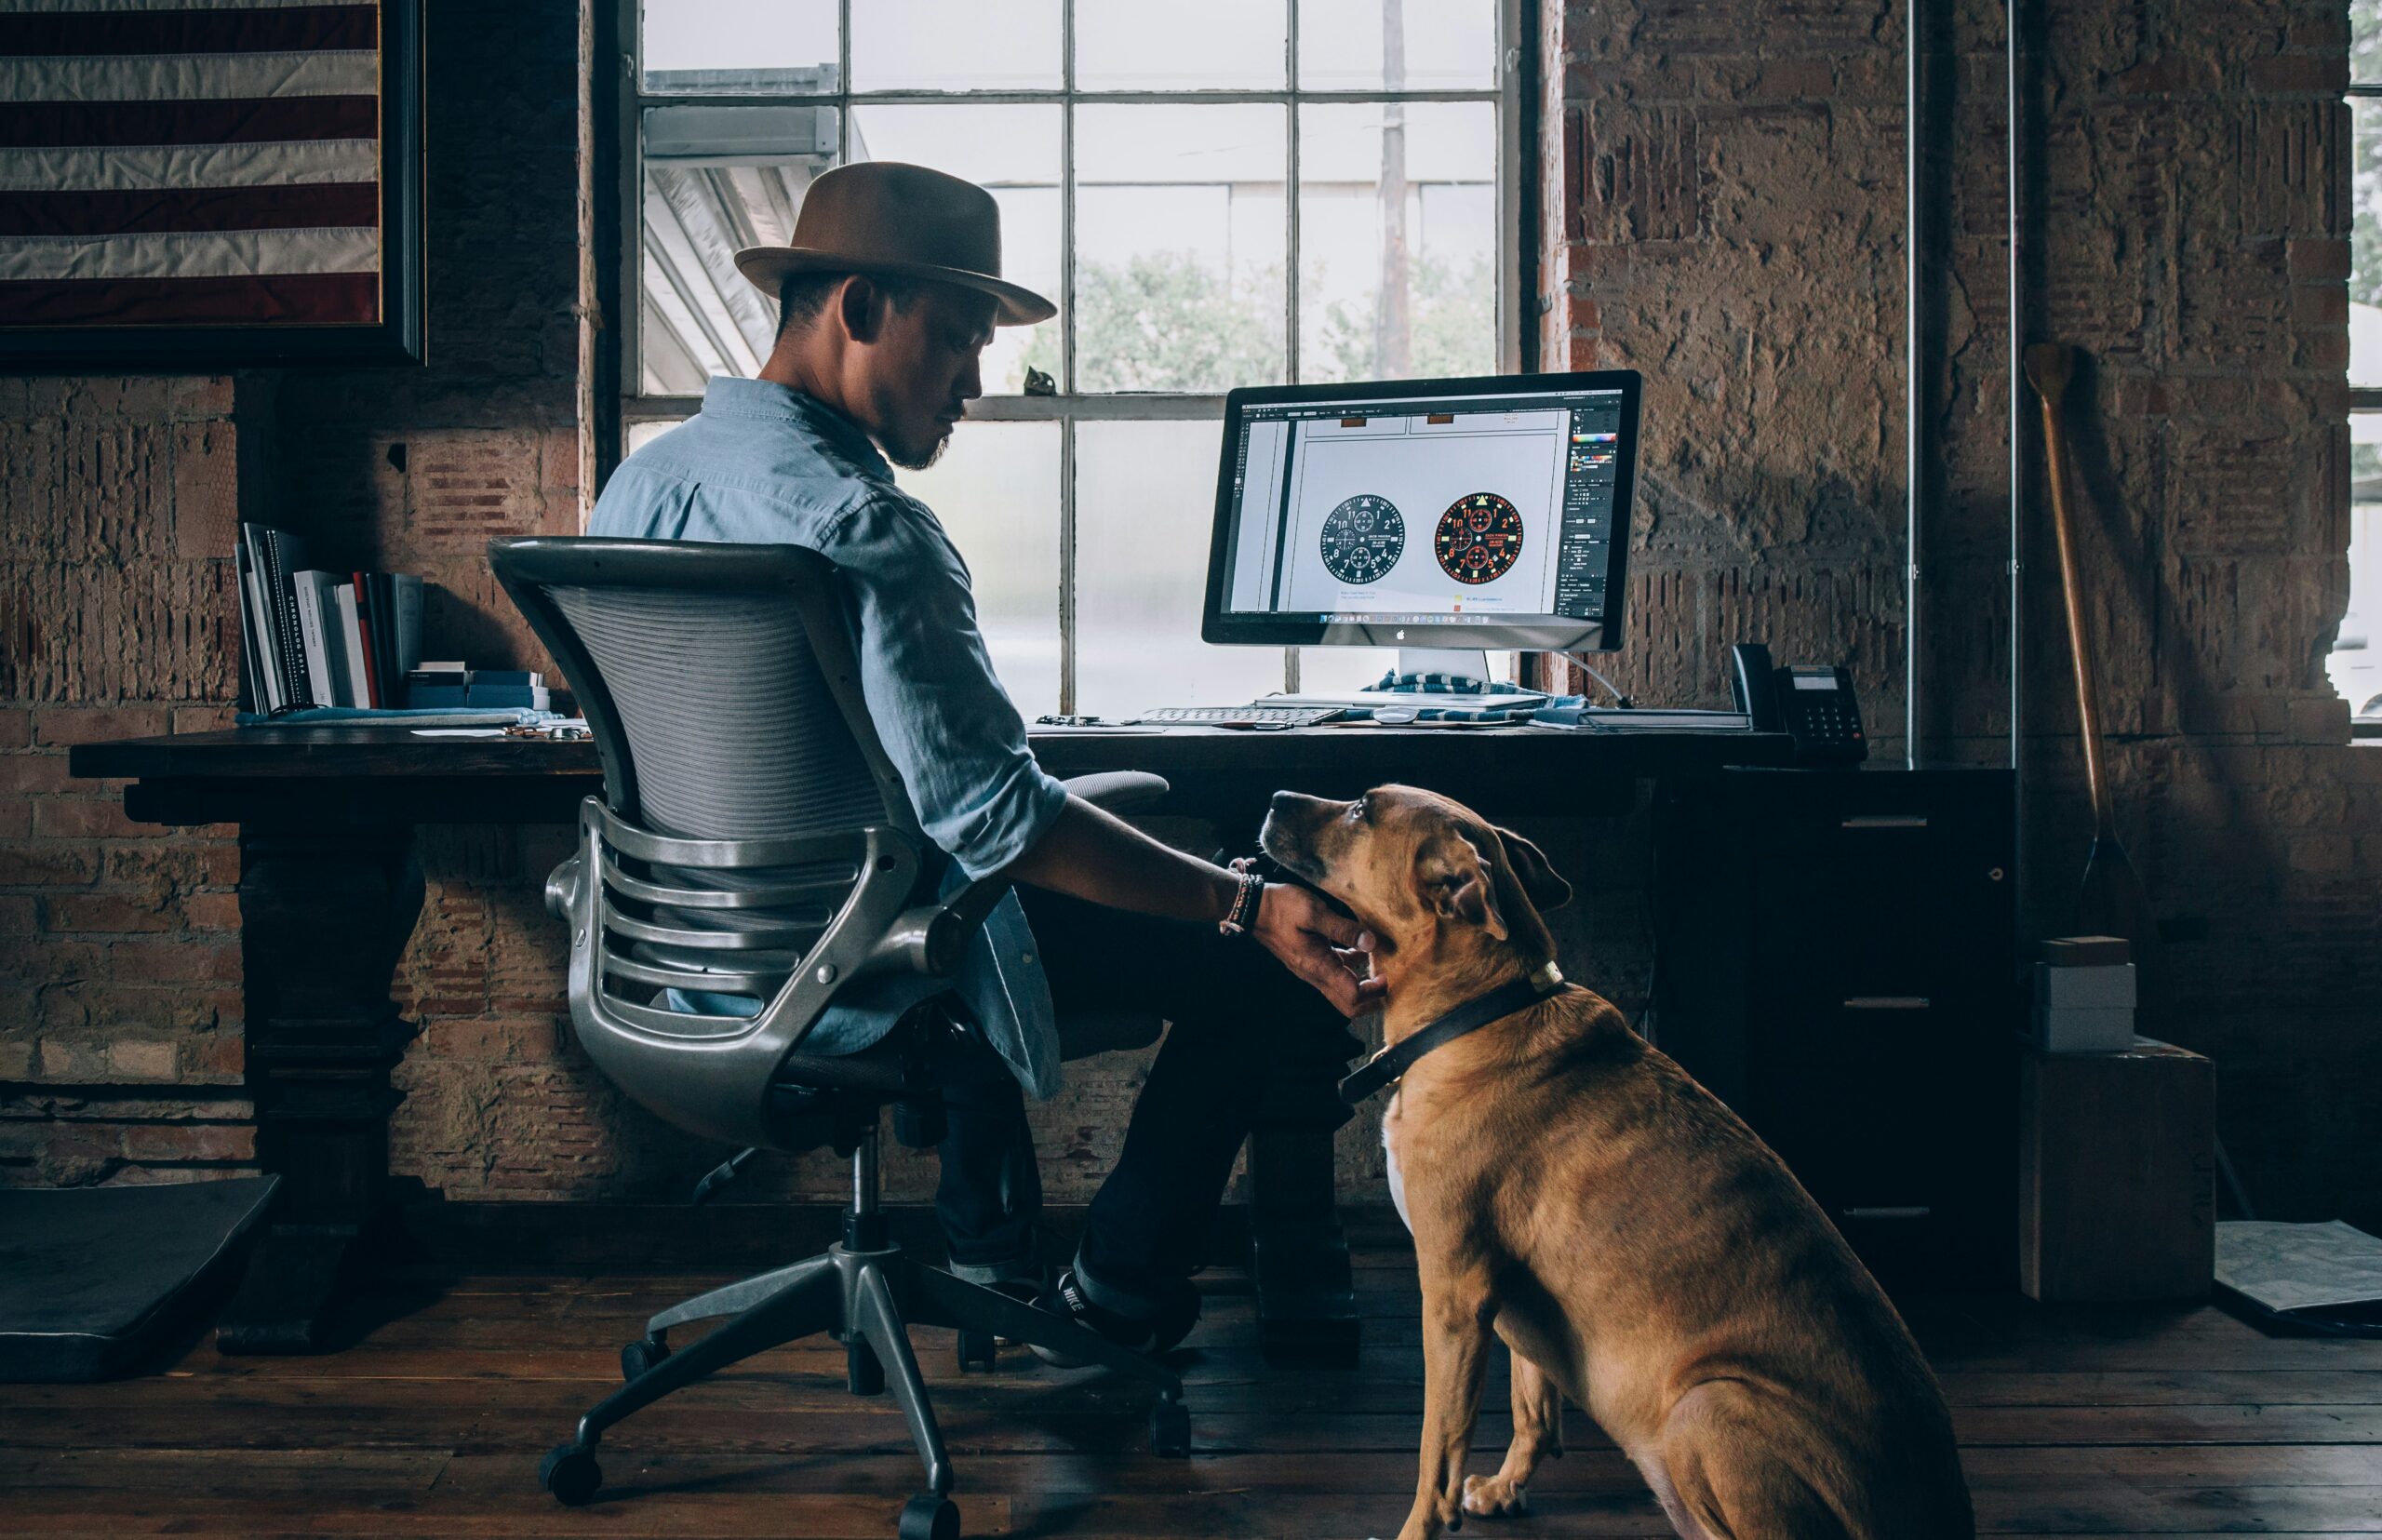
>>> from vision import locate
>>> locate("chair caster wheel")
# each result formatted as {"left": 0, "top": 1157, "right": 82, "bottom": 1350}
{"left": 898, "top": 1492, "right": 960, "bottom": 1540}
{"left": 1150, "top": 1398, "right": 1190, "bottom": 1457}
{"left": 539, "top": 1443, "right": 602, "bottom": 1506}
{"left": 956, "top": 1329, "right": 997, "bottom": 1373}
{"left": 621, "top": 1335, "right": 671, "bottom": 1381}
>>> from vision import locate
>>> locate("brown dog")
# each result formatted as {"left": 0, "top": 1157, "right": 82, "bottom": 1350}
{"left": 1260, "top": 785, "right": 1974, "bottom": 1540}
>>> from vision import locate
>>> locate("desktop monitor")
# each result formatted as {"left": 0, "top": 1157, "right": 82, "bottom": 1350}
{"left": 1202, "top": 369, "right": 1640, "bottom": 655}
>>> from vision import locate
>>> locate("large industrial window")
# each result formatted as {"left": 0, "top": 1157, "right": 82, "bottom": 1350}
{"left": 616, "top": 0, "right": 1526, "bottom": 716}
{"left": 2343, "top": 0, "right": 2382, "bottom": 726}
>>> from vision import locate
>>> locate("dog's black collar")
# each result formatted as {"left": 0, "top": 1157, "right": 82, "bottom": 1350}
{"left": 1337, "top": 961, "right": 1565, "bottom": 1105}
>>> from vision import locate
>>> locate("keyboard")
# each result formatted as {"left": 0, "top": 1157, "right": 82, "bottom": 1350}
{"left": 1128, "top": 703, "right": 1350, "bottom": 729}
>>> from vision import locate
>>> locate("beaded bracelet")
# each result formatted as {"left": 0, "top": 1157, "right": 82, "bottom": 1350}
{"left": 1218, "top": 863, "right": 1265, "bottom": 937}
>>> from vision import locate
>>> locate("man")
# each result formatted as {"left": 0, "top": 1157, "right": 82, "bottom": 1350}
{"left": 589, "top": 161, "right": 1376, "bottom": 1353}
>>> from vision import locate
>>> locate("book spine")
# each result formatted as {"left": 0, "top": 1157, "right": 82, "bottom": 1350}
{"left": 262, "top": 531, "right": 312, "bottom": 707}
{"left": 333, "top": 586, "right": 368, "bottom": 710}
{"left": 460, "top": 686, "right": 551, "bottom": 710}
{"left": 368, "top": 573, "right": 397, "bottom": 708}
{"left": 392, "top": 574, "right": 424, "bottom": 679}
{"left": 295, "top": 575, "right": 334, "bottom": 708}
{"left": 233, "top": 538, "right": 266, "bottom": 712}
{"left": 351, "top": 574, "right": 381, "bottom": 708}
{"left": 306, "top": 573, "right": 355, "bottom": 706}
{"left": 335, "top": 583, "right": 373, "bottom": 709}
{"left": 239, "top": 525, "right": 278, "bottom": 710}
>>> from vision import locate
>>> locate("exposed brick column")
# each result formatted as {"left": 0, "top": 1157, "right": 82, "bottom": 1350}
{"left": 1, "top": 380, "right": 255, "bottom": 1186}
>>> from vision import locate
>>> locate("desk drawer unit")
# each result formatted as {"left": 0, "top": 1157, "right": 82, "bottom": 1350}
{"left": 1652, "top": 768, "right": 2017, "bottom": 1290}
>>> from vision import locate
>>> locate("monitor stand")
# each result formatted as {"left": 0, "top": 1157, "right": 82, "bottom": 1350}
{"left": 1395, "top": 648, "right": 1494, "bottom": 689}
{"left": 1269, "top": 649, "right": 1543, "bottom": 711}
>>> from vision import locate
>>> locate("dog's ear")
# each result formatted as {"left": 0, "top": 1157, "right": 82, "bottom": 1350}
{"left": 1492, "top": 824, "right": 1572, "bottom": 912}
{"left": 1416, "top": 832, "right": 1508, "bottom": 941}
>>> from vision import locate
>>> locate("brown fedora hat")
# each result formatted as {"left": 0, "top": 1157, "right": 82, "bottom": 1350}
{"left": 734, "top": 161, "right": 1054, "bottom": 327}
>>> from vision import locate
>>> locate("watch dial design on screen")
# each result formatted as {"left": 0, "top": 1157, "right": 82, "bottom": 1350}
{"left": 1435, "top": 492, "right": 1525, "bottom": 584}
{"left": 1318, "top": 494, "right": 1406, "bottom": 584}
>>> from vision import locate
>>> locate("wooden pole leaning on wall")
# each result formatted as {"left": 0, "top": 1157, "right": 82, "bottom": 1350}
{"left": 2020, "top": 342, "right": 2157, "bottom": 952}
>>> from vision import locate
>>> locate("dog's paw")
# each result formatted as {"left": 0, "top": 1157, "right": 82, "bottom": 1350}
{"left": 1461, "top": 1473, "right": 1530, "bottom": 1519}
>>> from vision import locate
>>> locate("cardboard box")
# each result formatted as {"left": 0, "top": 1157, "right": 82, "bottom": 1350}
{"left": 2019, "top": 1038, "right": 2215, "bottom": 1301}
{"left": 2041, "top": 935, "right": 2131, "bottom": 967}
{"left": 2034, "top": 962, "right": 2136, "bottom": 1009}
{"left": 2030, "top": 1003, "right": 2135, "bottom": 1053}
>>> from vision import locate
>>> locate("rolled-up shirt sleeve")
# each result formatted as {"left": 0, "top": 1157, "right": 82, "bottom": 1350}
{"left": 824, "top": 489, "right": 1070, "bottom": 880}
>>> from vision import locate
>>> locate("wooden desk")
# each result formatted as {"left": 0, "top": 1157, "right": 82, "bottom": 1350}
{"left": 72, "top": 723, "right": 1790, "bottom": 1354}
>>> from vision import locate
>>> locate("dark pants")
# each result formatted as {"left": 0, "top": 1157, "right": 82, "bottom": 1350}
{"left": 935, "top": 883, "right": 1358, "bottom": 1306}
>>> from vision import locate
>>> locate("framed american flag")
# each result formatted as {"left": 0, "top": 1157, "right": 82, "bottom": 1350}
{"left": 0, "top": 0, "right": 422, "bottom": 368}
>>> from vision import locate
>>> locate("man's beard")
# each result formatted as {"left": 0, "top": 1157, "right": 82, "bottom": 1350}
{"left": 884, "top": 429, "right": 951, "bottom": 472}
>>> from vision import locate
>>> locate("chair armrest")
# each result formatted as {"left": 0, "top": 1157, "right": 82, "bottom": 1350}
{"left": 866, "top": 901, "right": 979, "bottom": 978}
{"left": 867, "top": 773, "right": 1168, "bottom": 980}
{"left": 1064, "top": 770, "right": 1170, "bottom": 813}
{"left": 544, "top": 854, "right": 585, "bottom": 921}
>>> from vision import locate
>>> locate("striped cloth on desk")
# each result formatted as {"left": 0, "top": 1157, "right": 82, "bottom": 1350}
{"left": 0, "top": 0, "right": 383, "bottom": 328}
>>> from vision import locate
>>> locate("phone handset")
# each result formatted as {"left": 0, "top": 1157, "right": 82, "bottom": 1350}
{"left": 1731, "top": 642, "right": 1782, "bottom": 731}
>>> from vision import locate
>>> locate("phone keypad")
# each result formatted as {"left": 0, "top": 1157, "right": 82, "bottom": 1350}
{"left": 1797, "top": 701, "right": 1863, "bottom": 744}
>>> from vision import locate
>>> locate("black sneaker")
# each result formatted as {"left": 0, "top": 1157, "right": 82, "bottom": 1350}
{"left": 1028, "top": 1268, "right": 1198, "bottom": 1367}
{"left": 946, "top": 1254, "right": 1050, "bottom": 1346}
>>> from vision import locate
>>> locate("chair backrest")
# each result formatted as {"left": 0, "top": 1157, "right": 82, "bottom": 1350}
{"left": 488, "top": 538, "right": 917, "bottom": 843}
{"left": 489, "top": 537, "right": 947, "bottom": 1146}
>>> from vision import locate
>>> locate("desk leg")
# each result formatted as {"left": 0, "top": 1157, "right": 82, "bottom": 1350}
{"left": 1245, "top": 1025, "right": 1362, "bottom": 1368}
{"left": 216, "top": 824, "right": 422, "bottom": 1354}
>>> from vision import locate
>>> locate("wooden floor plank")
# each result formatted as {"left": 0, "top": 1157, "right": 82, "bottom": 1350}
{"left": 5, "top": 1253, "right": 2379, "bottom": 1538}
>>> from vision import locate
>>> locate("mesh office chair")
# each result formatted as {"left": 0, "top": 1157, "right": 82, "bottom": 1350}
{"left": 490, "top": 537, "right": 1186, "bottom": 1540}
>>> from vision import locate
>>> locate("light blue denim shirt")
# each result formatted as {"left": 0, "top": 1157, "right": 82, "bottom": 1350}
{"left": 586, "top": 375, "right": 1068, "bottom": 1097}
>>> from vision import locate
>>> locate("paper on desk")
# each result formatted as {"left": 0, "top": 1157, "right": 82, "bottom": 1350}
{"left": 412, "top": 728, "right": 510, "bottom": 737}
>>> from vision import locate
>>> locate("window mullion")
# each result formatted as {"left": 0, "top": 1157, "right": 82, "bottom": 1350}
{"left": 1282, "top": 0, "right": 1302, "bottom": 696}
{"left": 1059, "top": 0, "right": 1078, "bottom": 715}
{"left": 836, "top": 0, "right": 851, "bottom": 153}
{"left": 1285, "top": 0, "right": 1301, "bottom": 390}
{"left": 1060, "top": 416, "right": 1078, "bottom": 716}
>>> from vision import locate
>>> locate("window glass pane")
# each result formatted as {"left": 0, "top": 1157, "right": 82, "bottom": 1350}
{"left": 1076, "top": 420, "right": 1285, "bottom": 716}
{"left": 1075, "top": 0, "right": 1287, "bottom": 90}
{"left": 1071, "top": 105, "right": 1287, "bottom": 393}
{"left": 1298, "top": 0, "right": 1495, "bottom": 91}
{"left": 641, "top": 0, "right": 838, "bottom": 94}
{"left": 640, "top": 109, "right": 837, "bottom": 393}
{"left": 2357, "top": 0, "right": 2382, "bottom": 87}
{"left": 893, "top": 422, "right": 1064, "bottom": 716}
{"left": 2356, "top": 98, "right": 2382, "bottom": 388}
{"left": 2330, "top": 487, "right": 2382, "bottom": 719}
{"left": 850, "top": 105, "right": 1063, "bottom": 395}
{"left": 1298, "top": 645, "right": 1398, "bottom": 694}
{"left": 851, "top": 0, "right": 1062, "bottom": 91}
{"left": 625, "top": 419, "right": 688, "bottom": 455}
{"left": 1299, "top": 100, "right": 1497, "bottom": 383}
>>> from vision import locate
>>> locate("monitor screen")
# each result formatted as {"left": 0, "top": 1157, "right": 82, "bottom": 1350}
{"left": 1201, "top": 370, "right": 1639, "bottom": 651}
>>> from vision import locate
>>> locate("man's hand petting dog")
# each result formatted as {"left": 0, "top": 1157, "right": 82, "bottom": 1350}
{"left": 1253, "top": 882, "right": 1385, "bottom": 1017}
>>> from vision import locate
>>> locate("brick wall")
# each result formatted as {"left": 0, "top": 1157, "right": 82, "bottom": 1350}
{"left": 1547, "top": 0, "right": 2382, "bottom": 1226}
{"left": 0, "top": 381, "right": 251, "bottom": 1185}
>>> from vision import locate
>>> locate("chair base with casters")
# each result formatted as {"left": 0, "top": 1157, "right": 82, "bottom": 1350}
{"left": 530, "top": 1015, "right": 1181, "bottom": 1534}
{"left": 538, "top": 1109, "right": 1189, "bottom": 1535}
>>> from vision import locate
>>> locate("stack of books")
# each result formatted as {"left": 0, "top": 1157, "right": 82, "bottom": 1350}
{"left": 2030, "top": 936, "right": 2136, "bottom": 1053}
{"left": 235, "top": 523, "right": 422, "bottom": 712}
{"left": 404, "top": 665, "right": 550, "bottom": 712}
